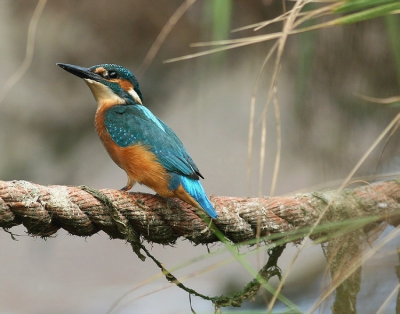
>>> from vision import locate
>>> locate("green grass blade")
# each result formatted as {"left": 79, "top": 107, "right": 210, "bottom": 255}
{"left": 333, "top": 2, "right": 400, "bottom": 24}
{"left": 335, "top": 0, "right": 398, "bottom": 14}
{"left": 385, "top": 14, "right": 400, "bottom": 87}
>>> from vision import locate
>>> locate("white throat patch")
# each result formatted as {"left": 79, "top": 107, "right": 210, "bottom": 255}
{"left": 127, "top": 88, "right": 142, "bottom": 104}
{"left": 84, "top": 79, "right": 125, "bottom": 105}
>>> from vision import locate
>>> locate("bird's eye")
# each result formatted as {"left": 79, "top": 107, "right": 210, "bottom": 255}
{"left": 108, "top": 71, "right": 118, "bottom": 79}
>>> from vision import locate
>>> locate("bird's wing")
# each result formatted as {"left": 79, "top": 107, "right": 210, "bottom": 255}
{"left": 104, "top": 105, "right": 202, "bottom": 179}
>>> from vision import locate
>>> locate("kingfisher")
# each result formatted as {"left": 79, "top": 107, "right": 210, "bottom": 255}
{"left": 57, "top": 63, "right": 218, "bottom": 219}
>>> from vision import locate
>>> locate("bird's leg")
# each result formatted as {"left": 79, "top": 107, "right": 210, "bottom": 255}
{"left": 120, "top": 176, "right": 136, "bottom": 191}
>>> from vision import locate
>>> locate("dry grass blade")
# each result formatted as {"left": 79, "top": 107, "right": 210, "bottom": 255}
{"left": 258, "top": 110, "right": 268, "bottom": 197}
{"left": 287, "top": 173, "right": 400, "bottom": 195}
{"left": 137, "top": 0, "right": 196, "bottom": 77}
{"left": 258, "top": 0, "right": 307, "bottom": 198}
{"left": 164, "top": 40, "right": 267, "bottom": 63}
{"left": 247, "top": 41, "right": 279, "bottom": 192}
{"left": 164, "top": 33, "right": 290, "bottom": 63}
{"left": 270, "top": 85, "right": 281, "bottom": 197}
{"left": 309, "top": 228, "right": 400, "bottom": 313}
{"left": 260, "top": 0, "right": 328, "bottom": 199}
{"left": 374, "top": 120, "right": 400, "bottom": 175}
{"left": 267, "top": 113, "right": 400, "bottom": 311}
{"left": 292, "top": 2, "right": 339, "bottom": 29}
{"left": 375, "top": 282, "right": 400, "bottom": 314}
{"left": 231, "top": 10, "right": 292, "bottom": 33}
{"left": 245, "top": 39, "right": 284, "bottom": 199}
{"left": 165, "top": 19, "right": 342, "bottom": 63}
{"left": 168, "top": 1, "right": 336, "bottom": 52}
{"left": 355, "top": 93, "right": 400, "bottom": 104}
{"left": 165, "top": 0, "right": 398, "bottom": 66}
{"left": 337, "top": 113, "right": 400, "bottom": 192}
{"left": 0, "top": 0, "right": 47, "bottom": 105}
{"left": 189, "top": 32, "right": 284, "bottom": 47}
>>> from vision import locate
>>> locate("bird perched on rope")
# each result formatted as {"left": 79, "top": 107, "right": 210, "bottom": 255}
{"left": 57, "top": 63, "right": 218, "bottom": 219}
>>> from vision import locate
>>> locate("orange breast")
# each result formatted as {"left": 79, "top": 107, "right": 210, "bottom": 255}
{"left": 94, "top": 104, "right": 173, "bottom": 197}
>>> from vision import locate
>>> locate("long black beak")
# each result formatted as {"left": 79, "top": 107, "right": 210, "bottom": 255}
{"left": 57, "top": 63, "right": 101, "bottom": 81}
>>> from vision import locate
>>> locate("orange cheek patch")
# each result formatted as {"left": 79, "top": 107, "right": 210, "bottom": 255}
{"left": 94, "top": 67, "right": 106, "bottom": 75}
{"left": 111, "top": 79, "right": 133, "bottom": 92}
{"left": 120, "top": 80, "right": 134, "bottom": 91}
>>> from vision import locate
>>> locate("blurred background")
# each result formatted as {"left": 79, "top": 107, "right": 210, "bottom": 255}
{"left": 0, "top": 1, "right": 399, "bottom": 313}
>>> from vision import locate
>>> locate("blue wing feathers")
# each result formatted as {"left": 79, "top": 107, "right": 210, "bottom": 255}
{"left": 169, "top": 173, "right": 217, "bottom": 218}
{"left": 179, "top": 176, "right": 218, "bottom": 219}
{"left": 104, "top": 105, "right": 200, "bottom": 178}
{"left": 105, "top": 104, "right": 217, "bottom": 219}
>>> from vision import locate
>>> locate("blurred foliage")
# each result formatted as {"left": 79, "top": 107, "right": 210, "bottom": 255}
{"left": 385, "top": 14, "right": 400, "bottom": 87}
{"left": 335, "top": 0, "right": 400, "bottom": 15}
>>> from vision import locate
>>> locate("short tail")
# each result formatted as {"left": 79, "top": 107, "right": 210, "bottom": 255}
{"left": 178, "top": 176, "right": 218, "bottom": 219}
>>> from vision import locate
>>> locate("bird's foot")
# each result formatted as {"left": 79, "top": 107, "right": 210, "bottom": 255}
{"left": 120, "top": 177, "right": 136, "bottom": 192}
{"left": 120, "top": 185, "right": 131, "bottom": 191}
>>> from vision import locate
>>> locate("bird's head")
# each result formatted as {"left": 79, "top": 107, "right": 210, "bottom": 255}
{"left": 57, "top": 63, "right": 143, "bottom": 106}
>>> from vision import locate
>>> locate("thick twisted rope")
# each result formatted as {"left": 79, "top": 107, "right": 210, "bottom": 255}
{"left": 1, "top": 179, "right": 399, "bottom": 244}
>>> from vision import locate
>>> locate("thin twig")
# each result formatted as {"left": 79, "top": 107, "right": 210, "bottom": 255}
{"left": 137, "top": 0, "right": 196, "bottom": 77}
{"left": 0, "top": 0, "right": 47, "bottom": 104}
